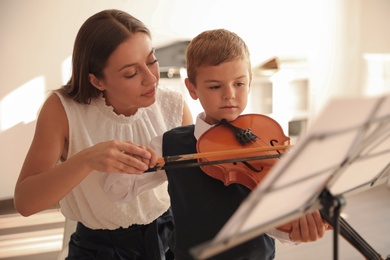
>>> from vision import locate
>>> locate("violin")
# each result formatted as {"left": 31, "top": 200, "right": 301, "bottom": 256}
{"left": 157, "top": 114, "right": 292, "bottom": 232}
{"left": 155, "top": 113, "right": 386, "bottom": 260}
{"left": 196, "top": 114, "right": 290, "bottom": 190}
{"left": 196, "top": 114, "right": 292, "bottom": 233}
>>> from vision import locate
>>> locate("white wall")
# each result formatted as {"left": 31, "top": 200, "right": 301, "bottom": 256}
{"left": 1, "top": 0, "right": 389, "bottom": 200}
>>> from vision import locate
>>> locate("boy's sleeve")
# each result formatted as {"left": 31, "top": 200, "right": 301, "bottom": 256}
{"left": 266, "top": 228, "right": 299, "bottom": 246}
{"left": 103, "top": 135, "right": 167, "bottom": 204}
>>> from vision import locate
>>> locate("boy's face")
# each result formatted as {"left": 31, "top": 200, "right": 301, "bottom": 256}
{"left": 185, "top": 59, "right": 251, "bottom": 125}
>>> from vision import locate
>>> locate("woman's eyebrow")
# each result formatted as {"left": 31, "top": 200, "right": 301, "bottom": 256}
{"left": 117, "top": 49, "right": 155, "bottom": 72}
{"left": 117, "top": 63, "right": 136, "bottom": 72}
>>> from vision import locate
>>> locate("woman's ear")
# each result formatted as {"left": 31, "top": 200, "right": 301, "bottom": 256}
{"left": 89, "top": 73, "right": 105, "bottom": 91}
{"left": 184, "top": 78, "right": 198, "bottom": 100}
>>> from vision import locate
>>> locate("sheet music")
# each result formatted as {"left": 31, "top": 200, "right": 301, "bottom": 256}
{"left": 191, "top": 94, "right": 390, "bottom": 260}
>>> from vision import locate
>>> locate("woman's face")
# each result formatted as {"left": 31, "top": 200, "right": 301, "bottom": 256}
{"left": 89, "top": 32, "right": 159, "bottom": 116}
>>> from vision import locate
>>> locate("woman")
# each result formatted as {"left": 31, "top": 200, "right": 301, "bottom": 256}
{"left": 14, "top": 9, "right": 192, "bottom": 259}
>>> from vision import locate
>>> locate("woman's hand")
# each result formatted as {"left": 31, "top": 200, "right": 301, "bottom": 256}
{"left": 82, "top": 140, "right": 158, "bottom": 174}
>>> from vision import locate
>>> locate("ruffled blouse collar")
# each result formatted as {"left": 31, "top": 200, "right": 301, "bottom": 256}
{"left": 91, "top": 94, "right": 147, "bottom": 124}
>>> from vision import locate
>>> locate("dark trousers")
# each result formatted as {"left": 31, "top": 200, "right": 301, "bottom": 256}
{"left": 66, "top": 209, "right": 174, "bottom": 260}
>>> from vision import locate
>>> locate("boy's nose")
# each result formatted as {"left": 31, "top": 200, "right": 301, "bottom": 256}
{"left": 223, "top": 87, "right": 235, "bottom": 100}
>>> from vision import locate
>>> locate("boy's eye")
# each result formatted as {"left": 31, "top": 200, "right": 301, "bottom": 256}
{"left": 209, "top": 85, "right": 221, "bottom": 90}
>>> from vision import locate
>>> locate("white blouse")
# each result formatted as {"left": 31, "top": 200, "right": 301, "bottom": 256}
{"left": 56, "top": 86, "right": 184, "bottom": 229}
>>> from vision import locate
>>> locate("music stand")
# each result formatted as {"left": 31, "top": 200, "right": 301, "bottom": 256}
{"left": 191, "top": 93, "right": 390, "bottom": 260}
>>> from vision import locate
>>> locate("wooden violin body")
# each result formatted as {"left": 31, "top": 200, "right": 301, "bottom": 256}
{"left": 196, "top": 114, "right": 290, "bottom": 190}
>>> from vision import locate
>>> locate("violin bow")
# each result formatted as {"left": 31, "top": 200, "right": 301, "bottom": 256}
{"left": 156, "top": 145, "right": 290, "bottom": 164}
{"left": 149, "top": 145, "right": 291, "bottom": 171}
{"left": 149, "top": 154, "right": 284, "bottom": 171}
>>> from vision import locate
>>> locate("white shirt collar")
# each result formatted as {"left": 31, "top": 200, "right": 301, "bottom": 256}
{"left": 194, "top": 112, "right": 215, "bottom": 140}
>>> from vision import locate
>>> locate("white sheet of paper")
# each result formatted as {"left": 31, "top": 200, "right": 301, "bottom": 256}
{"left": 191, "top": 94, "right": 390, "bottom": 260}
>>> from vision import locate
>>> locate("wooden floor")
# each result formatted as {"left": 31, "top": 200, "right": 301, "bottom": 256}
{"left": 1, "top": 182, "right": 389, "bottom": 260}
{"left": 0, "top": 207, "right": 64, "bottom": 260}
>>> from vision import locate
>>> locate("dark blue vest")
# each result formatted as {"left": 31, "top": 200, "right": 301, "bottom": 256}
{"left": 163, "top": 125, "right": 275, "bottom": 260}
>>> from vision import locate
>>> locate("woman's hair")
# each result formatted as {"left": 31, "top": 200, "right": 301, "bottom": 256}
{"left": 60, "top": 9, "right": 151, "bottom": 104}
{"left": 185, "top": 29, "right": 251, "bottom": 85}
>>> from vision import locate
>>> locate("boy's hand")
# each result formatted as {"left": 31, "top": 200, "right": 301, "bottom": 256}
{"left": 289, "top": 210, "right": 330, "bottom": 242}
{"left": 277, "top": 210, "right": 331, "bottom": 242}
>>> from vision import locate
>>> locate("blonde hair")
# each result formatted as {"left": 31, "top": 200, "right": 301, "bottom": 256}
{"left": 186, "top": 29, "right": 251, "bottom": 84}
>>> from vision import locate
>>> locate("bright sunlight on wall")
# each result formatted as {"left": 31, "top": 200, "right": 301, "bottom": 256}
{"left": 0, "top": 56, "right": 73, "bottom": 133}
{"left": 62, "top": 56, "right": 72, "bottom": 85}
{"left": 0, "top": 77, "right": 45, "bottom": 132}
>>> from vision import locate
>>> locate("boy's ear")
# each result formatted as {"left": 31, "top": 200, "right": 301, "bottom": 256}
{"left": 248, "top": 73, "right": 253, "bottom": 93}
{"left": 184, "top": 78, "right": 198, "bottom": 100}
{"left": 89, "top": 73, "right": 105, "bottom": 91}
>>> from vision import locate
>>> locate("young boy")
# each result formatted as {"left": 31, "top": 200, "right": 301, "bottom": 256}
{"left": 155, "top": 29, "right": 328, "bottom": 259}
{"left": 105, "top": 28, "right": 328, "bottom": 259}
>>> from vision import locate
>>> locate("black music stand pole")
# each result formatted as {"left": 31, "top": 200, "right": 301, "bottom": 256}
{"left": 319, "top": 189, "right": 345, "bottom": 260}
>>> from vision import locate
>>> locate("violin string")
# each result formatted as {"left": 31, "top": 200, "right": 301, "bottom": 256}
{"left": 252, "top": 136, "right": 282, "bottom": 157}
